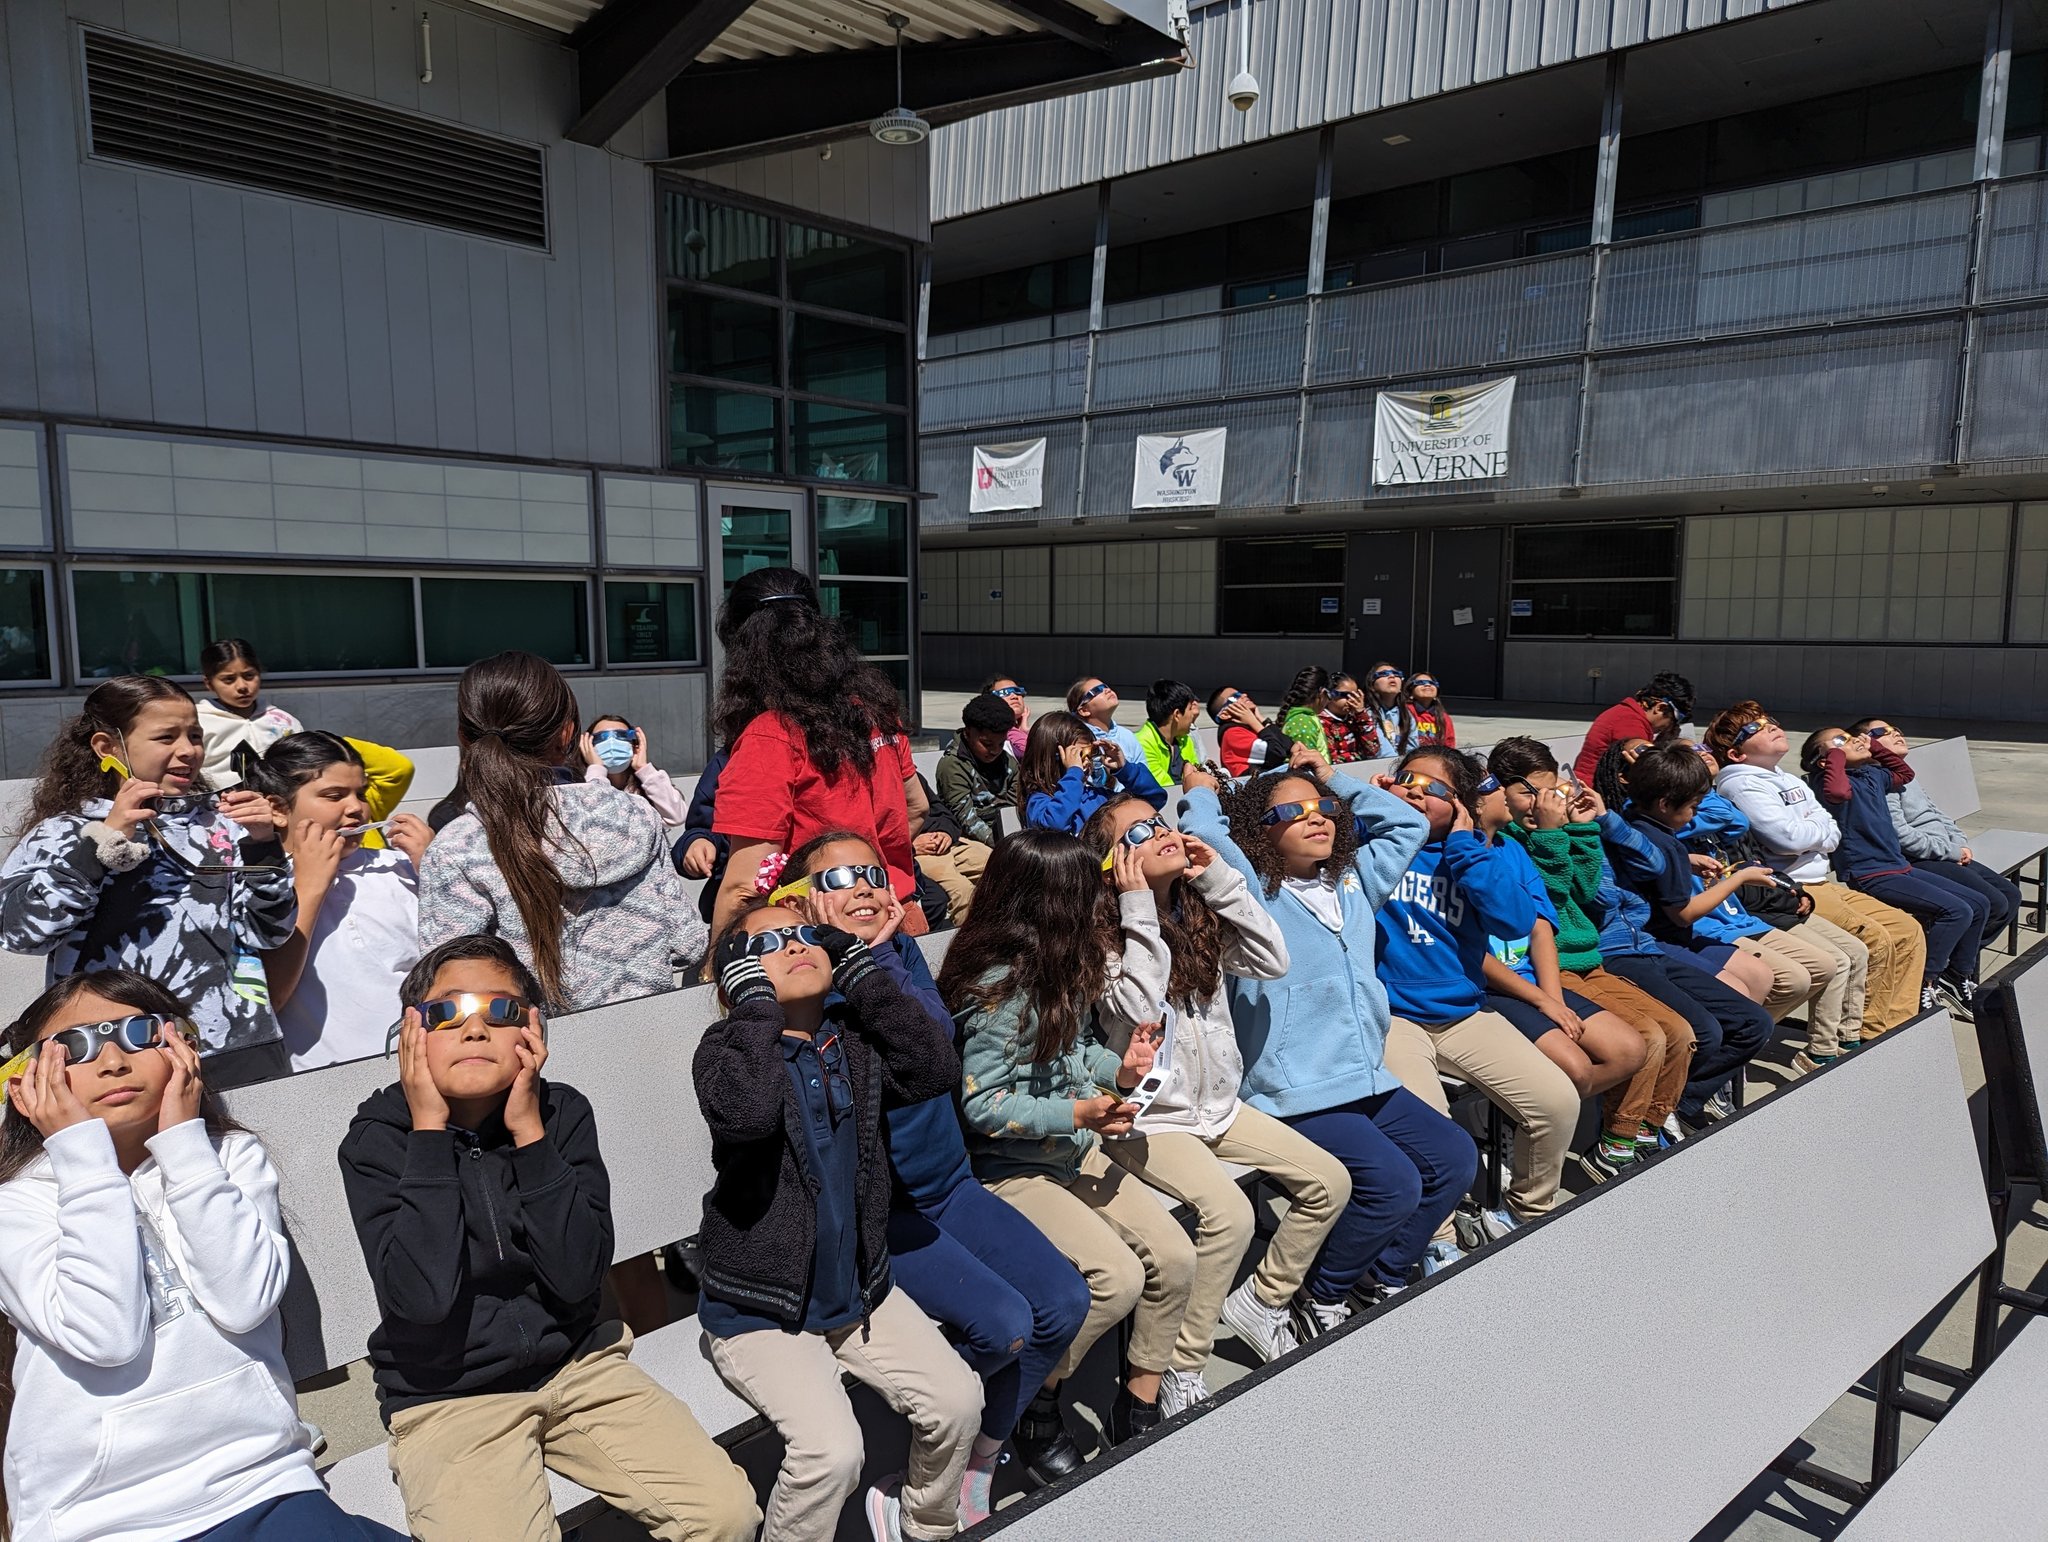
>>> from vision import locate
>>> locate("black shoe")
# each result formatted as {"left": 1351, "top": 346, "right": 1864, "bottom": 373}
{"left": 1288, "top": 1288, "right": 1353, "bottom": 1344}
{"left": 1108, "top": 1386, "right": 1163, "bottom": 1445}
{"left": 1012, "top": 1390, "right": 1083, "bottom": 1488}
{"left": 1937, "top": 974, "right": 1978, "bottom": 1022}
{"left": 1920, "top": 982, "right": 1942, "bottom": 1015}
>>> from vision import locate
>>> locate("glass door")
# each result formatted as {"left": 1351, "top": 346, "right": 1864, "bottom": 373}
{"left": 705, "top": 483, "right": 809, "bottom": 685}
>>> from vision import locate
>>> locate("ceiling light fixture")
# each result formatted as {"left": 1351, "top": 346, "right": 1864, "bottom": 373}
{"left": 870, "top": 13, "right": 931, "bottom": 146}
{"left": 1383, "top": 133, "right": 1411, "bottom": 145}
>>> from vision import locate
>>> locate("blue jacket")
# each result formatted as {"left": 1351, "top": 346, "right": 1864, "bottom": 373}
{"left": 1678, "top": 791, "right": 1770, "bottom": 944}
{"left": 1376, "top": 832, "right": 1539, "bottom": 1025}
{"left": 1588, "top": 811, "right": 1668, "bottom": 961}
{"left": 1178, "top": 774, "right": 1429, "bottom": 1119}
{"left": 1024, "top": 759, "right": 1167, "bottom": 834}
{"left": 674, "top": 748, "right": 730, "bottom": 923}
{"left": 1811, "top": 746, "right": 1914, "bottom": 881}
{"left": 867, "top": 938, "right": 974, "bottom": 1207}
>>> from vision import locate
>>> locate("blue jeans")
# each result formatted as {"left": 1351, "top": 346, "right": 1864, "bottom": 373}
{"left": 1916, "top": 857, "right": 2019, "bottom": 954}
{"left": 887, "top": 1181, "right": 1090, "bottom": 1439}
{"left": 1603, "top": 951, "right": 1772, "bottom": 1121}
{"left": 182, "top": 1493, "right": 409, "bottom": 1542}
{"left": 1856, "top": 867, "right": 1983, "bottom": 981}
{"left": 1284, "top": 1086, "right": 1478, "bottom": 1300}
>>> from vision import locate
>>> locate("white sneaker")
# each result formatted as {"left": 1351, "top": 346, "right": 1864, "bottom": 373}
{"left": 1219, "top": 1277, "right": 1298, "bottom": 1364}
{"left": 1421, "top": 1239, "right": 1465, "bottom": 1276}
{"left": 1288, "top": 1291, "right": 1353, "bottom": 1343}
{"left": 1473, "top": 1207, "right": 1521, "bottom": 1244}
{"left": 1158, "top": 1366, "right": 1211, "bottom": 1417}
{"left": 864, "top": 1476, "right": 906, "bottom": 1542}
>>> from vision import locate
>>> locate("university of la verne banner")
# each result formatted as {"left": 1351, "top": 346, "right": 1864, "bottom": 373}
{"left": 1132, "top": 427, "right": 1228, "bottom": 509}
{"left": 970, "top": 438, "right": 1047, "bottom": 513}
{"left": 1372, "top": 377, "right": 1516, "bottom": 486}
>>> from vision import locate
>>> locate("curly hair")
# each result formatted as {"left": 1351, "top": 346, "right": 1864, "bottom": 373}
{"left": 1217, "top": 767, "right": 1362, "bottom": 897}
{"left": 20, "top": 676, "right": 197, "bottom": 836}
{"left": 713, "top": 567, "right": 906, "bottom": 779}
{"left": 1079, "top": 795, "right": 1236, "bottom": 1008}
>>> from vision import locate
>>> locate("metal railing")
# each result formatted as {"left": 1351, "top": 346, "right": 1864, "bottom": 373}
{"left": 917, "top": 173, "right": 2048, "bottom": 526}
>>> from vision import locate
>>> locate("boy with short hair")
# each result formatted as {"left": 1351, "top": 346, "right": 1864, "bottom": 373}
{"left": 1066, "top": 676, "right": 1146, "bottom": 767}
{"left": 1706, "top": 701, "right": 1927, "bottom": 1034}
{"left": 1135, "top": 677, "right": 1202, "bottom": 788}
{"left": 1575, "top": 671, "right": 1694, "bottom": 783}
{"left": 1207, "top": 684, "right": 1297, "bottom": 777}
{"left": 338, "top": 935, "right": 758, "bottom": 1542}
{"left": 936, "top": 692, "right": 1018, "bottom": 847}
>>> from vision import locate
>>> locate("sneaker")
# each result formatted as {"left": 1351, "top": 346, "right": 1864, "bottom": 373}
{"left": 1421, "top": 1239, "right": 1465, "bottom": 1275}
{"left": 1937, "top": 975, "right": 1978, "bottom": 1022}
{"left": 1012, "top": 1388, "right": 1083, "bottom": 1489}
{"left": 1219, "top": 1277, "right": 1298, "bottom": 1364}
{"left": 1472, "top": 1207, "right": 1521, "bottom": 1244}
{"left": 1657, "top": 1114, "right": 1685, "bottom": 1146}
{"left": 1288, "top": 1290, "right": 1353, "bottom": 1344}
{"left": 1703, "top": 1087, "right": 1737, "bottom": 1122}
{"left": 1577, "top": 1136, "right": 1638, "bottom": 1184}
{"left": 1921, "top": 982, "right": 1942, "bottom": 1014}
{"left": 1107, "top": 1385, "right": 1162, "bottom": 1445}
{"left": 864, "top": 1476, "right": 906, "bottom": 1542}
{"left": 1158, "top": 1367, "right": 1211, "bottom": 1418}
{"left": 1839, "top": 1035, "right": 1864, "bottom": 1052}
{"left": 1790, "top": 1049, "right": 1839, "bottom": 1075}
{"left": 957, "top": 1439, "right": 1004, "bottom": 1529}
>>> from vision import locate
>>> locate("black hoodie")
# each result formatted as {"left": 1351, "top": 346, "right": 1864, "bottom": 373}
{"left": 337, "top": 1078, "right": 612, "bottom": 1419}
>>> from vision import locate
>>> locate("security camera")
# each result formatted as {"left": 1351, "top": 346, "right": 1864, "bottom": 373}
{"left": 1227, "top": 68, "right": 1260, "bottom": 111}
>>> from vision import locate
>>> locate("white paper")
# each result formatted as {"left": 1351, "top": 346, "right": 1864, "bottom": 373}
{"left": 1372, "top": 377, "right": 1516, "bottom": 486}
{"left": 1452, "top": 606, "right": 1474, "bottom": 627}
{"left": 1132, "top": 427, "right": 1228, "bottom": 509}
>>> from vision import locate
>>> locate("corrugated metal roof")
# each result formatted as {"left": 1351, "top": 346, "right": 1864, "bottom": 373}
{"left": 463, "top": 0, "right": 1154, "bottom": 55}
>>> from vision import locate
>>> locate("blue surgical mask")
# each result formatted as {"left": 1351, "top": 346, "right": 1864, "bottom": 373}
{"left": 596, "top": 738, "right": 635, "bottom": 772}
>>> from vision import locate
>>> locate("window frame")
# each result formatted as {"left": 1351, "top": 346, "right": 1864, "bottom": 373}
{"left": 814, "top": 493, "right": 914, "bottom": 686}
{"left": 599, "top": 575, "right": 705, "bottom": 670}
{"left": 1218, "top": 535, "right": 1346, "bottom": 637}
{"left": 0, "top": 562, "right": 61, "bottom": 688}
{"left": 1507, "top": 522, "right": 1681, "bottom": 640}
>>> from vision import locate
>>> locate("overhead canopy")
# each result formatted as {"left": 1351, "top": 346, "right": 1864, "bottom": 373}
{"left": 467, "top": 0, "right": 1187, "bottom": 155}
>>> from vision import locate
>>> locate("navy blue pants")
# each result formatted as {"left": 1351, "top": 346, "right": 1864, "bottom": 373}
{"left": 887, "top": 1180, "right": 1090, "bottom": 1439}
{"left": 1914, "top": 858, "right": 2017, "bottom": 960}
{"left": 182, "top": 1492, "right": 408, "bottom": 1542}
{"left": 1855, "top": 867, "right": 1984, "bottom": 982}
{"left": 1284, "top": 1085, "right": 1478, "bottom": 1299}
{"left": 1604, "top": 951, "right": 1772, "bottom": 1121}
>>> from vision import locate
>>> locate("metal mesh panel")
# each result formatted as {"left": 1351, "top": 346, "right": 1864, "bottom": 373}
{"left": 1297, "top": 364, "right": 1581, "bottom": 504}
{"left": 1309, "top": 253, "right": 1593, "bottom": 385}
{"left": 1981, "top": 175, "right": 2048, "bottom": 303}
{"left": 1584, "top": 321, "right": 1961, "bottom": 486}
{"left": 1079, "top": 398, "right": 1300, "bottom": 521}
{"left": 918, "top": 338, "right": 1089, "bottom": 431}
{"left": 917, "top": 421, "right": 1083, "bottom": 529}
{"left": 1963, "top": 303, "right": 2048, "bottom": 464}
{"left": 1089, "top": 302, "right": 1309, "bottom": 410}
{"left": 1596, "top": 191, "right": 1974, "bottom": 348}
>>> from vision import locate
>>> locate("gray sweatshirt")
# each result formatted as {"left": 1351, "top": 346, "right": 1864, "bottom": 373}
{"left": 1886, "top": 777, "right": 1968, "bottom": 863}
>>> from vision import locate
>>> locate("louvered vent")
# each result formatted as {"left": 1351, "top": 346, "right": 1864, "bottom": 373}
{"left": 83, "top": 30, "right": 548, "bottom": 248}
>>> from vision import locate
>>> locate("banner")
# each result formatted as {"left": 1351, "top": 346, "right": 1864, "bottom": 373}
{"left": 1372, "top": 377, "right": 1516, "bottom": 486}
{"left": 1133, "top": 427, "right": 1227, "bottom": 509}
{"left": 969, "top": 438, "right": 1047, "bottom": 513}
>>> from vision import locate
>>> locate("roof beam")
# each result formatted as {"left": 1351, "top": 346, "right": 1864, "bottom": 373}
{"left": 567, "top": 0, "right": 756, "bottom": 147}
{"left": 979, "top": 0, "right": 1120, "bottom": 53}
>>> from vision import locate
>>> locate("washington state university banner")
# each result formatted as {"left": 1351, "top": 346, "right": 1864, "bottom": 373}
{"left": 969, "top": 438, "right": 1047, "bottom": 512}
{"left": 1132, "top": 427, "right": 1228, "bottom": 509}
{"left": 1371, "top": 377, "right": 1516, "bottom": 486}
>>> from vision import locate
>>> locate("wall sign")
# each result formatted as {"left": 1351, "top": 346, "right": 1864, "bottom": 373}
{"left": 1372, "top": 377, "right": 1516, "bottom": 486}
{"left": 970, "top": 438, "right": 1047, "bottom": 513}
{"left": 1132, "top": 427, "right": 1227, "bottom": 509}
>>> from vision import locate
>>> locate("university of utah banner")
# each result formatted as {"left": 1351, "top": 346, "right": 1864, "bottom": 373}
{"left": 1371, "top": 377, "right": 1516, "bottom": 486}
{"left": 969, "top": 438, "right": 1047, "bottom": 512}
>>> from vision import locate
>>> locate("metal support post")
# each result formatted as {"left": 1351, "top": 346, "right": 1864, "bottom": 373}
{"left": 1072, "top": 181, "right": 1113, "bottom": 519}
{"left": 1291, "top": 126, "right": 1335, "bottom": 507}
{"left": 1975, "top": 0, "right": 2014, "bottom": 184}
{"left": 1590, "top": 52, "right": 1625, "bottom": 248}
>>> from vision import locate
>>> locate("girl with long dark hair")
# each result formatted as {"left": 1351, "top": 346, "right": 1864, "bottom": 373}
{"left": 1277, "top": 666, "right": 1332, "bottom": 758}
{"left": 1015, "top": 711, "right": 1165, "bottom": 834}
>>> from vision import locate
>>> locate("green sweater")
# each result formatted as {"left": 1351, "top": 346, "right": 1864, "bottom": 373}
{"left": 1280, "top": 706, "right": 1329, "bottom": 758}
{"left": 1507, "top": 821, "right": 1606, "bottom": 973}
{"left": 958, "top": 975, "right": 1124, "bottom": 1185}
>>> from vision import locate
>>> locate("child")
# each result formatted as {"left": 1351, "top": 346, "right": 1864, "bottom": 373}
{"left": 1185, "top": 753, "right": 1475, "bottom": 1338}
{"left": 1082, "top": 790, "right": 1351, "bottom": 1393}
{"left": 580, "top": 715, "right": 687, "bottom": 826}
{"left": 340, "top": 936, "right": 757, "bottom": 1542}
{"left": 1803, "top": 726, "right": 1984, "bottom": 1017}
{"left": 0, "top": 968, "right": 406, "bottom": 1542}
{"left": 196, "top": 638, "right": 302, "bottom": 787}
{"left": 1276, "top": 667, "right": 1332, "bottom": 758}
{"left": 1857, "top": 716, "right": 2019, "bottom": 961}
{"left": 1065, "top": 677, "right": 1146, "bottom": 768}
{"left": 1487, "top": 737, "right": 1699, "bottom": 1181}
{"left": 249, "top": 733, "right": 431, "bottom": 1072}
{"left": 1318, "top": 674, "right": 1382, "bottom": 764}
{"left": 0, "top": 677, "right": 297, "bottom": 1084}
{"left": 1371, "top": 748, "right": 1579, "bottom": 1237}
{"left": 908, "top": 773, "right": 991, "bottom": 926}
{"left": 698, "top": 908, "right": 980, "bottom": 1542}
{"left": 675, "top": 745, "right": 731, "bottom": 921}
{"left": 1016, "top": 710, "right": 1166, "bottom": 833}
{"left": 1401, "top": 672, "right": 1456, "bottom": 747}
{"left": 936, "top": 692, "right": 1019, "bottom": 847}
{"left": 1706, "top": 702, "right": 1927, "bottom": 1033}
{"left": 1362, "top": 662, "right": 1410, "bottom": 752}
{"left": 1135, "top": 678, "right": 1203, "bottom": 790}
{"left": 781, "top": 833, "right": 1088, "bottom": 1518}
{"left": 942, "top": 832, "right": 1193, "bottom": 1448}
{"left": 1573, "top": 671, "right": 1693, "bottom": 784}
{"left": 1207, "top": 685, "right": 1298, "bottom": 777}
{"left": 982, "top": 675, "right": 1031, "bottom": 759}
{"left": 419, "top": 651, "right": 707, "bottom": 1012}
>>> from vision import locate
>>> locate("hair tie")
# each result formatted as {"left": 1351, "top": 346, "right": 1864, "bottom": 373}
{"left": 753, "top": 850, "right": 790, "bottom": 895}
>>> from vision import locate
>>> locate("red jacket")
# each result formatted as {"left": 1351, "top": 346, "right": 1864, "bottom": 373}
{"left": 1575, "top": 697, "right": 1655, "bottom": 783}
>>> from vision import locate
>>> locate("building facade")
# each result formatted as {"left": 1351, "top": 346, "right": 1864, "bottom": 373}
{"left": 916, "top": 0, "right": 2048, "bottom": 722}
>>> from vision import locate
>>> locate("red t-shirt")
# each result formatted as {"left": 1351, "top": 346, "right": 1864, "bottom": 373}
{"left": 1574, "top": 697, "right": 1654, "bottom": 784}
{"left": 715, "top": 713, "right": 917, "bottom": 898}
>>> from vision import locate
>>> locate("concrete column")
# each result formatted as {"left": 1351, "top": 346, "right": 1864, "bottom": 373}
{"left": 1975, "top": 0, "right": 2014, "bottom": 182}
{"left": 1590, "top": 52, "right": 1625, "bottom": 247}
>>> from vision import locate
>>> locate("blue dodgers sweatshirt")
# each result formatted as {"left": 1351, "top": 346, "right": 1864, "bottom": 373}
{"left": 1177, "top": 775, "right": 1430, "bottom": 1119}
{"left": 859, "top": 938, "right": 973, "bottom": 1207}
{"left": 1376, "top": 831, "right": 1540, "bottom": 1026}
{"left": 1811, "top": 745, "right": 1914, "bottom": 882}
{"left": 1024, "top": 759, "right": 1168, "bottom": 834}
{"left": 1677, "top": 791, "right": 1771, "bottom": 945}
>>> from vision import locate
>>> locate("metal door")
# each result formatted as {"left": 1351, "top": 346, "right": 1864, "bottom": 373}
{"left": 1421, "top": 527, "right": 1504, "bottom": 699}
{"left": 1342, "top": 530, "right": 1420, "bottom": 682}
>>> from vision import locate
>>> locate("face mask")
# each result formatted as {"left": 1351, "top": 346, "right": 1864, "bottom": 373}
{"left": 596, "top": 737, "right": 636, "bottom": 772}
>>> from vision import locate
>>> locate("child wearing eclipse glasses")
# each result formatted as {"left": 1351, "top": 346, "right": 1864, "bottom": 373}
{"left": 339, "top": 935, "right": 758, "bottom": 1542}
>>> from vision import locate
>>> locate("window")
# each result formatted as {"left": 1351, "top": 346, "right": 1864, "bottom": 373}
{"left": 1510, "top": 524, "right": 1678, "bottom": 638}
{"left": 421, "top": 577, "right": 589, "bottom": 669}
{"left": 72, "top": 569, "right": 417, "bottom": 677}
{"left": 604, "top": 581, "right": 700, "bottom": 665}
{"left": 0, "top": 568, "right": 50, "bottom": 682}
{"left": 821, "top": 579, "right": 908, "bottom": 655}
{"left": 816, "top": 495, "right": 912, "bottom": 683}
{"left": 1220, "top": 537, "right": 1343, "bottom": 635}
{"left": 662, "top": 188, "right": 912, "bottom": 486}
{"left": 722, "top": 506, "right": 795, "bottom": 590}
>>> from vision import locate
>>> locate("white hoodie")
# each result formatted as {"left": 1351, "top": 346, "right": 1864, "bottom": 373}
{"left": 195, "top": 698, "right": 303, "bottom": 790}
{"left": 0, "top": 1120, "right": 319, "bottom": 1542}
{"left": 1714, "top": 760, "right": 1842, "bottom": 885}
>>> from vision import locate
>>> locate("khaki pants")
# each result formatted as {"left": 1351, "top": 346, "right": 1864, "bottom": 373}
{"left": 1795, "top": 911, "right": 1871, "bottom": 1045}
{"left": 387, "top": 1321, "right": 759, "bottom": 1542}
{"left": 985, "top": 1146, "right": 1198, "bottom": 1378}
{"left": 1809, "top": 881, "right": 1926, "bottom": 1032}
{"left": 1383, "top": 1013, "right": 1580, "bottom": 1220}
{"left": 916, "top": 839, "right": 992, "bottom": 923}
{"left": 1562, "top": 967, "right": 1696, "bottom": 1132}
{"left": 1102, "top": 1107, "right": 1351, "bottom": 1372}
{"left": 706, "top": 1287, "right": 981, "bottom": 1542}
{"left": 1730, "top": 929, "right": 1829, "bottom": 1020}
{"left": 1739, "top": 919, "right": 1869, "bottom": 1056}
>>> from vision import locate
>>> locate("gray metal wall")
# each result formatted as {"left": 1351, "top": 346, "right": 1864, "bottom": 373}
{"left": 0, "top": 0, "right": 669, "bottom": 470}
{"left": 930, "top": 0, "right": 1813, "bottom": 220}
{"left": 691, "top": 135, "right": 933, "bottom": 244}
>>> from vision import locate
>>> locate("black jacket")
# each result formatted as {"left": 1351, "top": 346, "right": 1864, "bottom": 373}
{"left": 693, "top": 966, "right": 958, "bottom": 1327}
{"left": 337, "top": 1079, "right": 613, "bottom": 1418}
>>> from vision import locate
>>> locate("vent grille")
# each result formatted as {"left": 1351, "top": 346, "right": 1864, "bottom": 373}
{"left": 83, "top": 30, "right": 547, "bottom": 248}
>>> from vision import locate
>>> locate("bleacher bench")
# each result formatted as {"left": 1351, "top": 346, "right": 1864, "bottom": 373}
{"left": 1901, "top": 737, "right": 2048, "bottom": 952}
